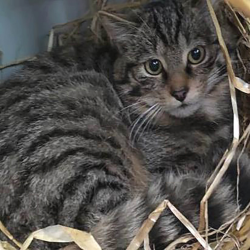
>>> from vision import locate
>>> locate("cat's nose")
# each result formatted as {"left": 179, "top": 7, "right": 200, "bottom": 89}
{"left": 171, "top": 88, "right": 188, "bottom": 102}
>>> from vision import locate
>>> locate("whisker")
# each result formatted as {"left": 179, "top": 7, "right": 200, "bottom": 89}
{"left": 119, "top": 101, "right": 144, "bottom": 113}
{"left": 150, "top": 107, "right": 163, "bottom": 129}
{"left": 137, "top": 105, "right": 162, "bottom": 142}
{"left": 133, "top": 105, "right": 159, "bottom": 143}
{"left": 207, "top": 65, "right": 228, "bottom": 86}
{"left": 129, "top": 104, "right": 157, "bottom": 141}
{"left": 129, "top": 104, "right": 158, "bottom": 146}
{"left": 111, "top": 100, "right": 144, "bottom": 120}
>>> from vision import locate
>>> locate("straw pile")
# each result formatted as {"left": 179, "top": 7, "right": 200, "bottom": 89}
{"left": 1, "top": 0, "right": 250, "bottom": 249}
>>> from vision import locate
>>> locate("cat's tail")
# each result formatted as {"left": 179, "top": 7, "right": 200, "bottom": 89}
{"left": 91, "top": 172, "right": 238, "bottom": 250}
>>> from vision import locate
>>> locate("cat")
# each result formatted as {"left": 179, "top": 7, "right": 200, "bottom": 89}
{"left": 0, "top": 0, "right": 250, "bottom": 249}
{"left": 101, "top": 0, "right": 237, "bottom": 174}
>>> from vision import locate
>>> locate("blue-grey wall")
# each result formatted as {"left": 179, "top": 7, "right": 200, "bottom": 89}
{"left": 0, "top": 0, "right": 92, "bottom": 81}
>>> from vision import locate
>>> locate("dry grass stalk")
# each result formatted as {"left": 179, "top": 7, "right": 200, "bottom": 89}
{"left": 0, "top": 241, "right": 17, "bottom": 250}
{"left": 0, "top": 57, "right": 36, "bottom": 70}
{"left": 227, "top": 0, "right": 250, "bottom": 19}
{"left": 126, "top": 200, "right": 167, "bottom": 250}
{"left": 164, "top": 235, "right": 194, "bottom": 250}
{"left": 52, "top": 1, "right": 142, "bottom": 30}
{"left": 215, "top": 213, "right": 250, "bottom": 249}
{"left": 164, "top": 204, "right": 250, "bottom": 249}
{"left": 198, "top": 0, "right": 240, "bottom": 233}
{"left": 20, "top": 225, "right": 101, "bottom": 250}
{"left": 47, "top": 29, "right": 55, "bottom": 52}
{"left": 0, "top": 222, "right": 22, "bottom": 249}
{"left": 0, "top": 0, "right": 145, "bottom": 71}
{"left": 226, "top": 2, "right": 248, "bottom": 39}
{"left": 1, "top": 0, "right": 250, "bottom": 249}
{"left": 143, "top": 235, "right": 151, "bottom": 250}
{"left": 199, "top": 0, "right": 250, "bottom": 235}
{"left": 127, "top": 200, "right": 212, "bottom": 250}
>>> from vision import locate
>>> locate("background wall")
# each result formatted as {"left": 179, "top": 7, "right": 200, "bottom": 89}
{"left": 0, "top": 0, "right": 123, "bottom": 82}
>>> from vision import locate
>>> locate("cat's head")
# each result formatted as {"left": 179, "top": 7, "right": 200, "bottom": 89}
{"left": 100, "top": 0, "right": 239, "bottom": 121}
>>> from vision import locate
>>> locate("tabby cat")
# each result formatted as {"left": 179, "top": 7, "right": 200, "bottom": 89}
{"left": 0, "top": 0, "right": 250, "bottom": 249}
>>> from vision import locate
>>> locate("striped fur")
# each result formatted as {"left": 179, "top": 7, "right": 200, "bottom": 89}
{"left": 0, "top": 60, "right": 147, "bottom": 248}
{"left": 100, "top": 0, "right": 239, "bottom": 174}
{"left": 0, "top": 0, "right": 250, "bottom": 249}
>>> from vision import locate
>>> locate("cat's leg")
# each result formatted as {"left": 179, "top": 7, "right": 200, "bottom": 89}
{"left": 91, "top": 173, "right": 238, "bottom": 250}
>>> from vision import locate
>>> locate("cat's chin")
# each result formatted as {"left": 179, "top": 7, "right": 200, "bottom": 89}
{"left": 168, "top": 103, "right": 200, "bottom": 118}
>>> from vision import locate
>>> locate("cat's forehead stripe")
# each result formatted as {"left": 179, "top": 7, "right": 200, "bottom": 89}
{"left": 148, "top": 0, "right": 183, "bottom": 46}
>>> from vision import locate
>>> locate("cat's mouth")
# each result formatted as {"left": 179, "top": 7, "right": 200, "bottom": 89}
{"left": 180, "top": 103, "right": 188, "bottom": 108}
{"left": 168, "top": 102, "right": 200, "bottom": 118}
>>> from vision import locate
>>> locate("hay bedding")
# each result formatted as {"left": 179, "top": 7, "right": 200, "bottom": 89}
{"left": 1, "top": 0, "right": 250, "bottom": 249}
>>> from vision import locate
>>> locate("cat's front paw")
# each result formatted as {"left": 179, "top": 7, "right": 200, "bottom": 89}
{"left": 91, "top": 173, "right": 239, "bottom": 250}
{"left": 148, "top": 173, "right": 238, "bottom": 249}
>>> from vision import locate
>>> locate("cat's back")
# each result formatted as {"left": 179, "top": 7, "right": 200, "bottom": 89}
{"left": 0, "top": 44, "right": 146, "bottom": 246}
{"left": 0, "top": 45, "right": 124, "bottom": 163}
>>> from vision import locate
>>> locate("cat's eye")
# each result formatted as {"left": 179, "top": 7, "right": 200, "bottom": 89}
{"left": 144, "top": 59, "right": 163, "bottom": 75}
{"left": 188, "top": 46, "right": 206, "bottom": 65}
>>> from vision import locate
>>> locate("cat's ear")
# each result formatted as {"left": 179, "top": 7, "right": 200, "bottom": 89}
{"left": 99, "top": 11, "right": 138, "bottom": 51}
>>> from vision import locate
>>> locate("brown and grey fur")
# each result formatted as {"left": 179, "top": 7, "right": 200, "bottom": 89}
{"left": 103, "top": 0, "right": 237, "bottom": 173}
{"left": 0, "top": 0, "right": 250, "bottom": 249}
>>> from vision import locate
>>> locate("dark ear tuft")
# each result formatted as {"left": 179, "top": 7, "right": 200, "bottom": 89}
{"left": 98, "top": 11, "right": 138, "bottom": 51}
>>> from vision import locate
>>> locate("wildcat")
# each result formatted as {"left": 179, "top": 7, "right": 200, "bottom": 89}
{"left": 0, "top": 0, "right": 250, "bottom": 249}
